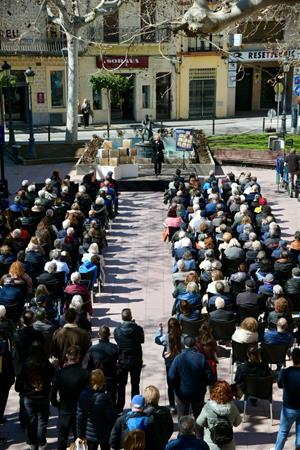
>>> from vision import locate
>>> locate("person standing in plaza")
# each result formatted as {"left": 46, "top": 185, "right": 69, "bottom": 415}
{"left": 285, "top": 148, "right": 300, "bottom": 197}
{"left": 81, "top": 99, "right": 92, "bottom": 127}
{"left": 151, "top": 134, "right": 165, "bottom": 176}
{"left": 168, "top": 335, "right": 213, "bottom": 419}
{"left": 273, "top": 347, "right": 300, "bottom": 450}
{"left": 114, "top": 308, "right": 144, "bottom": 413}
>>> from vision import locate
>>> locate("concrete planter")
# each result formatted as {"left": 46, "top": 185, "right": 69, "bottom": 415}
{"left": 10, "top": 143, "right": 84, "bottom": 165}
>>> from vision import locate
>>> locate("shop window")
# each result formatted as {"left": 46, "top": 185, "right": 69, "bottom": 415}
{"left": 50, "top": 70, "right": 64, "bottom": 107}
{"left": 93, "top": 87, "right": 102, "bottom": 110}
{"left": 142, "top": 85, "right": 151, "bottom": 108}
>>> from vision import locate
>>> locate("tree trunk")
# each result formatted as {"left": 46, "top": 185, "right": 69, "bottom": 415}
{"left": 106, "top": 89, "right": 111, "bottom": 138}
{"left": 65, "top": 31, "right": 79, "bottom": 143}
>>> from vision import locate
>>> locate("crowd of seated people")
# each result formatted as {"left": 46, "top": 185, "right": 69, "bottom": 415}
{"left": 156, "top": 168, "right": 300, "bottom": 449}
{"left": 0, "top": 166, "right": 300, "bottom": 450}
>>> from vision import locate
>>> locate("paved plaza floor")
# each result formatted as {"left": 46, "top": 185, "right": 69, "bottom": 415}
{"left": 0, "top": 163, "right": 299, "bottom": 449}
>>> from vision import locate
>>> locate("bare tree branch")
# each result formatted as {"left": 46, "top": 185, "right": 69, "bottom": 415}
{"left": 178, "top": 0, "right": 296, "bottom": 35}
{"left": 82, "top": 0, "right": 123, "bottom": 25}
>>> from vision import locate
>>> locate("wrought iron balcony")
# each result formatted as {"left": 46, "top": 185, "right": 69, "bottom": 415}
{"left": 0, "top": 38, "right": 85, "bottom": 56}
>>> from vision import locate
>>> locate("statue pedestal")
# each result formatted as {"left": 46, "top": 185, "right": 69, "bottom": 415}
{"left": 136, "top": 141, "right": 153, "bottom": 159}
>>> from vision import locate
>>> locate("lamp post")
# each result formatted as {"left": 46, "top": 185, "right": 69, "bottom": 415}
{"left": 24, "top": 66, "right": 36, "bottom": 158}
{"left": 281, "top": 57, "right": 291, "bottom": 135}
{"left": 2, "top": 61, "right": 15, "bottom": 146}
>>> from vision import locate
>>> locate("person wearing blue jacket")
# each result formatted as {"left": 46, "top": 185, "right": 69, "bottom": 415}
{"left": 166, "top": 415, "right": 209, "bottom": 450}
{"left": 168, "top": 335, "right": 213, "bottom": 419}
{"left": 79, "top": 255, "right": 98, "bottom": 286}
{"left": 76, "top": 369, "right": 117, "bottom": 450}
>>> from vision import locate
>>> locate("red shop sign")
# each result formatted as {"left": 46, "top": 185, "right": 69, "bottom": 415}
{"left": 96, "top": 55, "right": 149, "bottom": 69}
{"left": 37, "top": 92, "right": 45, "bottom": 104}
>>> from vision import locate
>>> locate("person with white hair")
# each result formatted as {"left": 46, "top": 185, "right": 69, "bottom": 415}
{"left": 75, "top": 185, "right": 92, "bottom": 216}
{"left": 81, "top": 243, "right": 105, "bottom": 285}
{"left": 44, "top": 249, "right": 70, "bottom": 281}
{"left": 208, "top": 297, "right": 235, "bottom": 322}
{"left": 70, "top": 295, "right": 83, "bottom": 312}
{"left": 64, "top": 272, "right": 92, "bottom": 315}
{"left": 224, "top": 238, "right": 244, "bottom": 261}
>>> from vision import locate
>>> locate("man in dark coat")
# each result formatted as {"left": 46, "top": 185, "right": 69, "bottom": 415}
{"left": 236, "top": 279, "right": 259, "bottom": 307}
{"left": 51, "top": 345, "right": 89, "bottom": 450}
{"left": 0, "top": 275, "right": 24, "bottom": 317}
{"left": 285, "top": 148, "right": 300, "bottom": 196}
{"left": 165, "top": 415, "right": 209, "bottom": 450}
{"left": 114, "top": 308, "right": 144, "bottom": 413}
{"left": 87, "top": 325, "right": 119, "bottom": 405}
{"left": 151, "top": 134, "right": 165, "bottom": 176}
{"left": 168, "top": 335, "right": 213, "bottom": 419}
{"left": 208, "top": 297, "right": 235, "bottom": 322}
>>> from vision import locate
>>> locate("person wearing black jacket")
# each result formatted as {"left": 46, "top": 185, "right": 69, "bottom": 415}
{"left": 50, "top": 345, "right": 89, "bottom": 450}
{"left": 87, "top": 325, "right": 119, "bottom": 405}
{"left": 151, "top": 134, "right": 165, "bottom": 176}
{"left": 15, "top": 341, "right": 55, "bottom": 450}
{"left": 143, "top": 385, "right": 173, "bottom": 450}
{"left": 168, "top": 335, "right": 213, "bottom": 419}
{"left": 76, "top": 369, "right": 117, "bottom": 450}
{"left": 114, "top": 308, "right": 144, "bottom": 413}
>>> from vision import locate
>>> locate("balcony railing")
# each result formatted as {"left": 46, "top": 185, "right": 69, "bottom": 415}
{"left": 0, "top": 38, "right": 85, "bottom": 55}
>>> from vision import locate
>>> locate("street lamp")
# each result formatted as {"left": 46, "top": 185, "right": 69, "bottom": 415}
{"left": 281, "top": 57, "right": 291, "bottom": 135}
{"left": 2, "top": 61, "right": 15, "bottom": 146}
{"left": 24, "top": 66, "right": 36, "bottom": 158}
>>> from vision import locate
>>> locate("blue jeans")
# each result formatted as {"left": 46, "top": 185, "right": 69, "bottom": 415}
{"left": 275, "top": 406, "right": 300, "bottom": 450}
{"left": 23, "top": 396, "right": 49, "bottom": 446}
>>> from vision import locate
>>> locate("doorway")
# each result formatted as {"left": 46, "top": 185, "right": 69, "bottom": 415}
{"left": 189, "top": 79, "right": 216, "bottom": 118}
{"left": 3, "top": 85, "right": 28, "bottom": 122}
{"left": 156, "top": 73, "right": 171, "bottom": 120}
{"left": 235, "top": 68, "right": 253, "bottom": 112}
{"left": 260, "top": 67, "right": 278, "bottom": 110}
{"left": 110, "top": 74, "right": 135, "bottom": 121}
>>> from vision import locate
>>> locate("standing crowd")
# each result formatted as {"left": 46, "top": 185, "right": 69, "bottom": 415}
{"left": 0, "top": 167, "right": 299, "bottom": 450}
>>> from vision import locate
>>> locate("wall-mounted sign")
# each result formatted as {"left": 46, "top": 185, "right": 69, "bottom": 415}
{"left": 96, "top": 55, "right": 149, "bottom": 69}
{"left": 37, "top": 92, "right": 45, "bottom": 104}
{"left": 0, "top": 29, "right": 19, "bottom": 39}
{"left": 229, "top": 49, "right": 300, "bottom": 62}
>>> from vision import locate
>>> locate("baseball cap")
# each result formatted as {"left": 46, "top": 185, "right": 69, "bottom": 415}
{"left": 107, "top": 171, "right": 113, "bottom": 176}
{"left": 131, "top": 395, "right": 145, "bottom": 409}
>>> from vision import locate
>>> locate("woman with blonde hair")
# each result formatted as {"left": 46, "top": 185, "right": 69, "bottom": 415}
{"left": 76, "top": 369, "right": 116, "bottom": 450}
{"left": 143, "top": 385, "right": 173, "bottom": 449}
{"left": 232, "top": 317, "right": 259, "bottom": 344}
{"left": 124, "top": 430, "right": 145, "bottom": 450}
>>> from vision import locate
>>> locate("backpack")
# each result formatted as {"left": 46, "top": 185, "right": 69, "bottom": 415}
{"left": 208, "top": 411, "right": 233, "bottom": 446}
{"left": 125, "top": 413, "right": 149, "bottom": 432}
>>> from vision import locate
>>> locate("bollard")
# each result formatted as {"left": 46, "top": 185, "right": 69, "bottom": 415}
{"left": 212, "top": 117, "right": 215, "bottom": 135}
{"left": 107, "top": 123, "right": 110, "bottom": 139}
{"left": 262, "top": 117, "right": 265, "bottom": 133}
{"left": 48, "top": 124, "right": 51, "bottom": 142}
